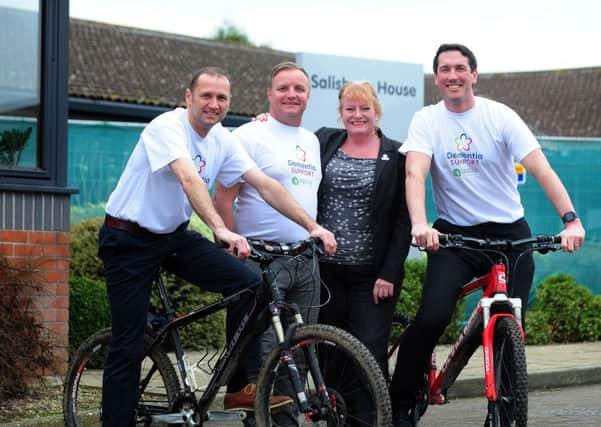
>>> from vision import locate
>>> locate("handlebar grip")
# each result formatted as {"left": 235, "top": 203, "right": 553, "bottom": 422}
{"left": 311, "top": 237, "right": 325, "bottom": 255}
{"left": 215, "top": 240, "right": 229, "bottom": 249}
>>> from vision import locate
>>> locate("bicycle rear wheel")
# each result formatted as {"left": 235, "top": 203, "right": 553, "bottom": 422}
{"left": 255, "top": 324, "right": 392, "bottom": 426}
{"left": 487, "top": 317, "right": 527, "bottom": 427}
{"left": 63, "top": 328, "right": 180, "bottom": 426}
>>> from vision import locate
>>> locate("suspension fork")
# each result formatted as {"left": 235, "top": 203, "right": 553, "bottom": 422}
{"left": 268, "top": 301, "right": 315, "bottom": 413}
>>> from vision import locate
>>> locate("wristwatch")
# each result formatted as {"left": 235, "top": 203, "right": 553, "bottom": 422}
{"left": 561, "top": 211, "right": 578, "bottom": 224}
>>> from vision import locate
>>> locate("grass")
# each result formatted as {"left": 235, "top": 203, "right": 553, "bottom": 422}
{"left": 0, "top": 385, "right": 64, "bottom": 424}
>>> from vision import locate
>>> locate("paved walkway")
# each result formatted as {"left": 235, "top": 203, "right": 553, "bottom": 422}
{"left": 6, "top": 341, "right": 601, "bottom": 426}
{"left": 434, "top": 341, "right": 601, "bottom": 398}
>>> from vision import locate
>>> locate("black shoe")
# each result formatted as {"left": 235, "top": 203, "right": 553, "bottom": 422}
{"left": 393, "top": 408, "right": 414, "bottom": 427}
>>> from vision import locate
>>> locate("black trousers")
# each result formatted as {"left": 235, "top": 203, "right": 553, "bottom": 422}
{"left": 98, "top": 224, "right": 261, "bottom": 427}
{"left": 318, "top": 262, "right": 399, "bottom": 378}
{"left": 390, "top": 218, "right": 534, "bottom": 412}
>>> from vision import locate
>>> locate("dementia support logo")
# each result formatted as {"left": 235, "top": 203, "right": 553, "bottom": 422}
{"left": 448, "top": 132, "right": 481, "bottom": 177}
{"left": 193, "top": 154, "right": 210, "bottom": 184}
{"left": 296, "top": 145, "right": 306, "bottom": 162}
{"left": 454, "top": 133, "right": 473, "bottom": 152}
{"left": 194, "top": 154, "right": 206, "bottom": 174}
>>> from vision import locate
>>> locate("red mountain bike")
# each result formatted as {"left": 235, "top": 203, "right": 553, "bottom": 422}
{"left": 390, "top": 233, "right": 561, "bottom": 427}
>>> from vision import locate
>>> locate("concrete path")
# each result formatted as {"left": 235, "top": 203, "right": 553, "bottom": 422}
{"left": 6, "top": 341, "right": 601, "bottom": 426}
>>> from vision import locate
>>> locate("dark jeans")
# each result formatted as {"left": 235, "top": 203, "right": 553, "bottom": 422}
{"left": 390, "top": 218, "right": 534, "bottom": 412}
{"left": 318, "top": 262, "right": 399, "bottom": 377}
{"left": 98, "top": 223, "right": 261, "bottom": 427}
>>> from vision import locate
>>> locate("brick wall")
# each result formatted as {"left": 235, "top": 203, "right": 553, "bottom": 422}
{"left": 0, "top": 229, "right": 71, "bottom": 376}
{"left": 1, "top": 191, "right": 72, "bottom": 378}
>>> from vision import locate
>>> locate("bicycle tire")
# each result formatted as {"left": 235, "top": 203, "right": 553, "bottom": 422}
{"left": 488, "top": 317, "right": 528, "bottom": 427}
{"left": 63, "top": 328, "right": 180, "bottom": 426}
{"left": 255, "top": 324, "right": 392, "bottom": 426}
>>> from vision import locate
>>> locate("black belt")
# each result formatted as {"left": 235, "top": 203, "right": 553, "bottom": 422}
{"left": 105, "top": 215, "right": 189, "bottom": 237}
{"left": 105, "top": 214, "right": 148, "bottom": 236}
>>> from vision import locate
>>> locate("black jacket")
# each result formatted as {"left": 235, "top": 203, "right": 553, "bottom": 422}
{"left": 315, "top": 127, "right": 412, "bottom": 285}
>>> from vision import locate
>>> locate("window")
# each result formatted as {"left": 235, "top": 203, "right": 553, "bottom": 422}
{"left": 0, "top": 0, "right": 69, "bottom": 188}
{"left": 0, "top": 1, "right": 40, "bottom": 169}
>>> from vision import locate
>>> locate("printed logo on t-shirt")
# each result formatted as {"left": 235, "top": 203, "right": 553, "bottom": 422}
{"left": 288, "top": 146, "right": 317, "bottom": 187}
{"left": 193, "top": 154, "right": 210, "bottom": 185}
{"left": 446, "top": 132, "right": 483, "bottom": 178}
{"left": 296, "top": 145, "right": 306, "bottom": 162}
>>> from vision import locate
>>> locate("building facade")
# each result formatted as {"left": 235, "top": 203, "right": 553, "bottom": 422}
{"left": 1, "top": 1, "right": 73, "bottom": 376}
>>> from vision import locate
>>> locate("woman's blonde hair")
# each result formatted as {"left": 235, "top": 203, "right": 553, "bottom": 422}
{"left": 337, "top": 81, "right": 382, "bottom": 119}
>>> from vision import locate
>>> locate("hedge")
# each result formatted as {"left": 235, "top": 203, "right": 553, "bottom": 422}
{"left": 526, "top": 273, "right": 601, "bottom": 344}
{"left": 69, "top": 218, "right": 599, "bottom": 354}
{"left": 68, "top": 276, "right": 111, "bottom": 359}
{"left": 69, "top": 217, "right": 225, "bottom": 353}
{"left": 392, "top": 258, "right": 464, "bottom": 345}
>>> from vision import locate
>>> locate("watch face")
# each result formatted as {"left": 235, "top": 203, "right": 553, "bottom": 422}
{"left": 562, "top": 211, "right": 578, "bottom": 223}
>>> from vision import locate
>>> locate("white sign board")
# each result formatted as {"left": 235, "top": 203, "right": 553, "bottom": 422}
{"left": 297, "top": 52, "right": 423, "bottom": 141}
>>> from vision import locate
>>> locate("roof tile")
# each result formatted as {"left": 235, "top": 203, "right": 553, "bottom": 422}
{"left": 70, "top": 19, "right": 601, "bottom": 137}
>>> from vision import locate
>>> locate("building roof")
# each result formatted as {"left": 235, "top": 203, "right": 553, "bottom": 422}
{"left": 424, "top": 68, "right": 601, "bottom": 137}
{"left": 69, "top": 19, "right": 601, "bottom": 137}
{"left": 69, "top": 19, "right": 294, "bottom": 116}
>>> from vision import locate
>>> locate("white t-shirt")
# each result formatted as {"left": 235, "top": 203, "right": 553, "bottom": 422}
{"left": 400, "top": 97, "right": 540, "bottom": 226}
{"left": 106, "top": 108, "right": 255, "bottom": 233}
{"left": 232, "top": 118, "right": 321, "bottom": 241}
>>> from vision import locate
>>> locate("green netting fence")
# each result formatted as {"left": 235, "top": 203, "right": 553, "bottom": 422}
{"left": 67, "top": 120, "right": 601, "bottom": 304}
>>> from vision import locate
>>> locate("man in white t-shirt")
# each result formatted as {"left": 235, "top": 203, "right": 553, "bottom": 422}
{"left": 390, "top": 44, "right": 586, "bottom": 427}
{"left": 214, "top": 62, "right": 321, "bottom": 425}
{"left": 99, "top": 67, "right": 336, "bottom": 427}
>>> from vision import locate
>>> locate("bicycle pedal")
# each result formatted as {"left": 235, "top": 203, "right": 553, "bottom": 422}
{"left": 206, "top": 410, "right": 247, "bottom": 421}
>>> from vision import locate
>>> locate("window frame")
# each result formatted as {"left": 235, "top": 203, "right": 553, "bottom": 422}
{"left": 0, "top": 0, "right": 69, "bottom": 189}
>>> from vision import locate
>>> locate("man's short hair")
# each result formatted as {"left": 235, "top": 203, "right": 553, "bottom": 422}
{"left": 269, "top": 61, "right": 309, "bottom": 87}
{"left": 189, "top": 66, "right": 230, "bottom": 90}
{"left": 433, "top": 44, "right": 478, "bottom": 73}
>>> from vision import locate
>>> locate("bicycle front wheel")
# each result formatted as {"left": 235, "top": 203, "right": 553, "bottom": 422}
{"left": 488, "top": 317, "right": 528, "bottom": 427}
{"left": 255, "top": 324, "right": 392, "bottom": 426}
{"left": 63, "top": 328, "right": 180, "bottom": 426}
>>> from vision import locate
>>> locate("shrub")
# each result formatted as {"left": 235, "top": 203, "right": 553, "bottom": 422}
{"left": 151, "top": 274, "right": 225, "bottom": 350}
{"left": 70, "top": 202, "right": 107, "bottom": 225}
{"left": 70, "top": 217, "right": 105, "bottom": 281}
{"left": 522, "top": 309, "right": 552, "bottom": 345}
{"left": 526, "top": 273, "right": 601, "bottom": 344}
{"left": 392, "top": 258, "right": 464, "bottom": 345}
{"left": 0, "top": 257, "right": 54, "bottom": 398}
{"left": 69, "top": 217, "right": 225, "bottom": 350}
{"left": 68, "top": 276, "right": 111, "bottom": 358}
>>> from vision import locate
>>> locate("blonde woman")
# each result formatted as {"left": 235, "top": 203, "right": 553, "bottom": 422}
{"left": 316, "top": 81, "right": 411, "bottom": 379}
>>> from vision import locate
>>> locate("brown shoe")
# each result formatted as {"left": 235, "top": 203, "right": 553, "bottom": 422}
{"left": 223, "top": 383, "right": 293, "bottom": 411}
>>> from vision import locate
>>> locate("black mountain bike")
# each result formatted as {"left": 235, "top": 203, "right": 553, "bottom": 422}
{"left": 63, "top": 237, "right": 392, "bottom": 426}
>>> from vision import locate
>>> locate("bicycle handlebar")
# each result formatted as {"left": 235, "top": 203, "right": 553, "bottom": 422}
{"left": 438, "top": 233, "right": 561, "bottom": 253}
{"left": 247, "top": 237, "right": 324, "bottom": 262}
{"left": 215, "top": 237, "right": 324, "bottom": 262}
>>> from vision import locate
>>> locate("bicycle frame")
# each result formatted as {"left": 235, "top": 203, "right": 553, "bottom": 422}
{"left": 64, "top": 237, "right": 393, "bottom": 426}
{"left": 142, "top": 273, "right": 270, "bottom": 423}
{"left": 387, "top": 233, "right": 561, "bottom": 426}
{"left": 428, "top": 262, "right": 525, "bottom": 405}
{"left": 141, "top": 239, "right": 323, "bottom": 424}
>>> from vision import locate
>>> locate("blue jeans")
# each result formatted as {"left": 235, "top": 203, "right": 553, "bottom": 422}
{"left": 98, "top": 223, "right": 261, "bottom": 427}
